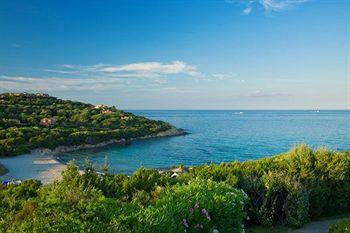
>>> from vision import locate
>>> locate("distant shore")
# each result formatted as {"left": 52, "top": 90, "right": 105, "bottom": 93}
{"left": 0, "top": 127, "right": 186, "bottom": 184}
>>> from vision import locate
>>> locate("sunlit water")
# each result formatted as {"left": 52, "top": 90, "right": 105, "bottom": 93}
{"left": 56, "top": 110, "right": 350, "bottom": 174}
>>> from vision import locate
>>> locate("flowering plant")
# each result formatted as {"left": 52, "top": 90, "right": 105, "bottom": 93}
{"left": 140, "top": 179, "right": 247, "bottom": 232}
{"left": 182, "top": 203, "right": 214, "bottom": 232}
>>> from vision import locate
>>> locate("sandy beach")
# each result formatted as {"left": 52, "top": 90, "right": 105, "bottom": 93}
{"left": 0, "top": 152, "right": 66, "bottom": 184}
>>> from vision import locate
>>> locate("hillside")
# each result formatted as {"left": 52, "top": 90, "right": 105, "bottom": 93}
{"left": 0, "top": 93, "right": 178, "bottom": 156}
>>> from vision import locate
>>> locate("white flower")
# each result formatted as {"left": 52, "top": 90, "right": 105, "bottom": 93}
{"left": 213, "top": 229, "right": 219, "bottom": 233}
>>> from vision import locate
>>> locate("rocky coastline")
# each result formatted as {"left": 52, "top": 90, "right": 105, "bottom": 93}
{"left": 0, "top": 163, "right": 9, "bottom": 176}
{"left": 32, "top": 126, "right": 186, "bottom": 157}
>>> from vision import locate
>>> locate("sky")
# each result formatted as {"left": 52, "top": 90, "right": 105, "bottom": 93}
{"left": 0, "top": 0, "right": 349, "bottom": 109}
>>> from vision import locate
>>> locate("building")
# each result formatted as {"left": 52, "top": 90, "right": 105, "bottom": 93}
{"left": 94, "top": 104, "right": 108, "bottom": 109}
{"left": 121, "top": 115, "right": 132, "bottom": 121}
{"left": 40, "top": 117, "right": 58, "bottom": 126}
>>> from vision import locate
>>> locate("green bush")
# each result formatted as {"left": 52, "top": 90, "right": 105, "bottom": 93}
{"left": 329, "top": 219, "right": 350, "bottom": 233}
{"left": 134, "top": 179, "right": 248, "bottom": 233}
{"left": 189, "top": 145, "right": 350, "bottom": 227}
{"left": 123, "top": 167, "right": 166, "bottom": 195}
{"left": 258, "top": 172, "right": 309, "bottom": 227}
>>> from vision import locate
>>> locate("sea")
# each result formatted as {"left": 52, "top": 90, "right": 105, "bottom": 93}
{"left": 57, "top": 110, "right": 350, "bottom": 174}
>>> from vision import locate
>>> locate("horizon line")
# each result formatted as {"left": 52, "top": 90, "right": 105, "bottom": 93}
{"left": 125, "top": 108, "right": 350, "bottom": 111}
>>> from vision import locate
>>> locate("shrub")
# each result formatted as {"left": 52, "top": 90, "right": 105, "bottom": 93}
{"left": 131, "top": 190, "right": 150, "bottom": 206}
{"left": 329, "top": 219, "right": 350, "bottom": 233}
{"left": 123, "top": 167, "right": 167, "bottom": 196}
{"left": 188, "top": 145, "right": 350, "bottom": 227}
{"left": 134, "top": 178, "right": 248, "bottom": 233}
{"left": 0, "top": 179, "right": 41, "bottom": 210}
{"left": 258, "top": 172, "right": 309, "bottom": 227}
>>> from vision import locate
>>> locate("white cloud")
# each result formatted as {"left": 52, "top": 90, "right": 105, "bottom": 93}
{"left": 212, "top": 73, "right": 235, "bottom": 80}
{"left": 246, "top": 90, "right": 289, "bottom": 97}
{"left": 260, "top": 0, "right": 308, "bottom": 12}
{"left": 243, "top": 7, "right": 252, "bottom": 15}
{"left": 42, "top": 69, "right": 80, "bottom": 74}
{"left": 0, "top": 75, "right": 125, "bottom": 91}
{"left": 226, "top": 0, "right": 309, "bottom": 14}
{"left": 206, "top": 73, "right": 244, "bottom": 83}
{"left": 1, "top": 61, "right": 242, "bottom": 92}
{"left": 45, "top": 61, "right": 199, "bottom": 78}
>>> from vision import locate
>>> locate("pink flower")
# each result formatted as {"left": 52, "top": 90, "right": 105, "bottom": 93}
{"left": 189, "top": 208, "right": 194, "bottom": 214}
{"left": 201, "top": 208, "right": 211, "bottom": 220}
{"left": 201, "top": 208, "right": 208, "bottom": 216}
{"left": 183, "top": 219, "right": 189, "bottom": 228}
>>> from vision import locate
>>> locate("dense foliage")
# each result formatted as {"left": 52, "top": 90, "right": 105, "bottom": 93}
{"left": 329, "top": 219, "right": 350, "bottom": 233}
{"left": 189, "top": 145, "right": 350, "bottom": 227}
{"left": 0, "top": 145, "right": 348, "bottom": 232}
{"left": 0, "top": 161, "right": 248, "bottom": 233}
{"left": 0, "top": 93, "right": 172, "bottom": 156}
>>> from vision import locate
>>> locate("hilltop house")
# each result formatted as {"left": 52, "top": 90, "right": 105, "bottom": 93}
{"left": 121, "top": 115, "right": 132, "bottom": 121}
{"left": 102, "top": 109, "right": 113, "bottom": 115}
{"left": 94, "top": 104, "right": 107, "bottom": 109}
{"left": 40, "top": 117, "right": 58, "bottom": 126}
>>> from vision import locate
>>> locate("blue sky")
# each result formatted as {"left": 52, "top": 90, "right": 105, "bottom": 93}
{"left": 0, "top": 0, "right": 349, "bottom": 109}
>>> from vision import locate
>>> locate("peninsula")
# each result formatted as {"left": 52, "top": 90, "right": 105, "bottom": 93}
{"left": 0, "top": 93, "right": 184, "bottom": 157}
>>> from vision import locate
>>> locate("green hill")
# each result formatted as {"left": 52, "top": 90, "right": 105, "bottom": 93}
{"left": 0, "top": 93, "right": 178, "bottom": 156}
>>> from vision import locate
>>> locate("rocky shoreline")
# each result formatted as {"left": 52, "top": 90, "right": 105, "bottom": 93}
{"left": 0, "top": 163, "right": 9, "bottom": 176}
{"left": 32, "top": 126, "right": 186, "bottom": 157}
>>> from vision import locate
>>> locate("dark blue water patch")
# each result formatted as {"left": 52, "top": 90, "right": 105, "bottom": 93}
{"left": 58, "top": 110, "right": 350, "bottom": 175}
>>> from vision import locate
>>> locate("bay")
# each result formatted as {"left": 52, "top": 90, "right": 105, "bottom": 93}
{"left": 57, "top": 110, "right": 350, "bottom": 174}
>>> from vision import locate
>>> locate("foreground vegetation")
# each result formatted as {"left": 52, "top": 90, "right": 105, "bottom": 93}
{"left": 329, "top": 219, "right": 350, "bottom": 233}
{"left": 0, "top": 93, "right": 173, "bottom": 156}
{"left": 0, "top": 145, "right": 349, "bottom": 232}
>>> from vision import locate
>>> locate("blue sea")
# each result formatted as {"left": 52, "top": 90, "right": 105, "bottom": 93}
{"left": 58, "top": 110, "right": 350, "bottom": 174}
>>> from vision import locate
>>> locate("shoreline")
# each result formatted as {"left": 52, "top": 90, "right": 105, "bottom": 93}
{"left": 31, "top": 126, "right": 186, "bottom": 156}
{"left": 0, "top": 127, "right": 186, "bottom": 184}
{"left": 0, "top": 163, "right": 9, "bottom": 176}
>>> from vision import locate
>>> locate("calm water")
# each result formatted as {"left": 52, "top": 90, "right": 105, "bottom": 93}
{"left": 58, "top": 110, "right": 350, "bottom": 174}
